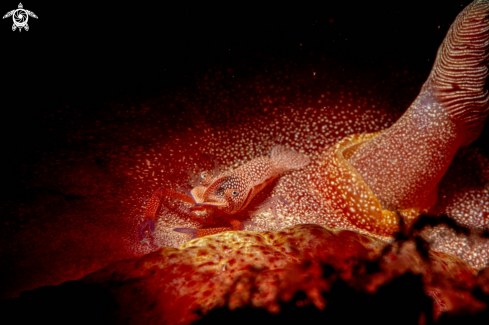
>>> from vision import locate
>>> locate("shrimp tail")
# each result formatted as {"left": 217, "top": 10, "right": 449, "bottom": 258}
{"left": 270, "top": 145, "right": 310, "bottom": 172}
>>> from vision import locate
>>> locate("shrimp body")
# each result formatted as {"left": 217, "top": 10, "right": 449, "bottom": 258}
{"left": 191, "top": 145, "right": 310, "bottom": 215}
{"left": 142, "top": 145, "right": 310, "bottom": 240}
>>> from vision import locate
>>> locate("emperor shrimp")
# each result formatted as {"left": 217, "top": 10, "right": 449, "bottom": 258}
{"left": 140, "top": 145, "right": 310, "bottom": 239}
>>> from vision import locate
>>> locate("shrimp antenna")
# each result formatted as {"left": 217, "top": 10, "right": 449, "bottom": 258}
{"left": 200, "top": 153, "right": 220, "bottom": 177}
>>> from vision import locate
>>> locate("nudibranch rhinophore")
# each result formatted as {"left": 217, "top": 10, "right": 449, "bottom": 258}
{"left": 348, "top": 0, "right": 489, "bottom": 211}
{"left": 295, "top": 0, "right": 489, "bottom": 247}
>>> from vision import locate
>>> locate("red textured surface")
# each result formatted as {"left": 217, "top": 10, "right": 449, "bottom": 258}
{"left": 80, "top": 224, "right": 481, "bottom": 324}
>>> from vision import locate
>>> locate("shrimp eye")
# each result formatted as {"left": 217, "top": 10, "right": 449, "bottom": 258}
{"left": 232, "top": 190, "right": 239, "bottom": 197}
{"left": 200, "top": 172, "right": 207, "bottom": 179}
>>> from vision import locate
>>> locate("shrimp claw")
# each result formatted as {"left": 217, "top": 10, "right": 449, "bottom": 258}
{"left": 139, "top": 187, "right": 196, "bottom": 239}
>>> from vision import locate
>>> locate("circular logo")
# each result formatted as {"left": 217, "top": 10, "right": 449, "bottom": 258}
{"left": 13, "top": 9, "right": 27, "bottom": 28}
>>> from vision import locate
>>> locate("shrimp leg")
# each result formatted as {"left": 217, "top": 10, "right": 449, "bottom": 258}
{"left": 173, "top": 218, "right": 244, "bottom": 239}
{"left": 251, "top": 195, "right": 290, "bottom": 229}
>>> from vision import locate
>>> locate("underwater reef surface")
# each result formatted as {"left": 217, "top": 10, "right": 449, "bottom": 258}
{"left": 2, "top": 223, "right": 489, "bottom": 324}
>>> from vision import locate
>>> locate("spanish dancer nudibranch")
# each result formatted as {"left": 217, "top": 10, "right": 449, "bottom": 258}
{"left": 129, "top": 0, "right": 489, "bottom": 270}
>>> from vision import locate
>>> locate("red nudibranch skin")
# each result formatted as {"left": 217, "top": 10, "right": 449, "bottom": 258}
{"left": 348, "top": 0, "right": 489, "bottom": 211}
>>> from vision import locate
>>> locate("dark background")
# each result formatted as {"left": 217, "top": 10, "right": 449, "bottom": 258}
{"left": 2, "top": 0, "right": 475, "bottom": 104}
{"left": 0, "top": 0, "right": 478, "bottom": 153}
{"left": 0, "top": 0, "right": 484, "bottom": 242}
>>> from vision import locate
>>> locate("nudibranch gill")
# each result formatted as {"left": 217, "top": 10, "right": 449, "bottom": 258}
{"left": 119, "top": 1, "right": 489, "bottom": 268}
